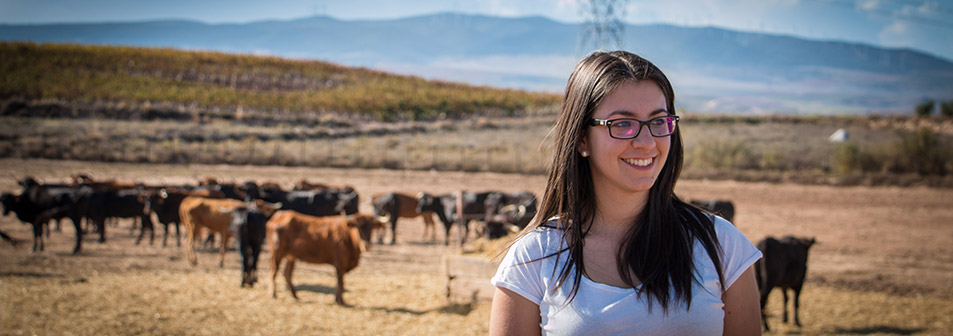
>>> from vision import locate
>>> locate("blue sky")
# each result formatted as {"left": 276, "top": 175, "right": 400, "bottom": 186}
{"left": 1, "top": 0, "right": 952, "bottom": 61}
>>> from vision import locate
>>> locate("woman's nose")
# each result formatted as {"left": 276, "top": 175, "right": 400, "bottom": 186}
{"left": 629, "top": 125, "right": 655, "bottom": 148}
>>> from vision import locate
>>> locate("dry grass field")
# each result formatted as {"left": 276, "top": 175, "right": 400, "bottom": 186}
{"left": 2, "top": 159, "right": 953, "bottom": 335}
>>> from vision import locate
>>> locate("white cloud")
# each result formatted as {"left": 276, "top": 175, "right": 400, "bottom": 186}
{"left": 857, "top": 0, "right": 879, "bottom": 11}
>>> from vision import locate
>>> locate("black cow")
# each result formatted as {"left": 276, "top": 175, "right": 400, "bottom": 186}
{"left": 755, "top": 235, "right": 816, "bottom": 331}
{"left": 87, "top": 189, "right": 155, "bottom": 245}
{"left": 484, "top": 191, "right": 538, "bottom": 230}
{"left": 229, "top": 204, "right": 274, "bottom": 288}
{"left": 43, "top": 185, "right": 93, "bottom": 236}
{"left": 416, "top": 191, "right": 494, "bottom": 245}
{"left": 2, "top": 180, "right": 90, "bottom": 253}
{"left": 483, "top": 204, "right": 531, "bottom": 239}
{"left": 141, "top": 187, "right": 219, "bottom": 247}
{"left": 258, "top": 189, "right": 359, "bottom": 217}
{"left": 690, "top": 199, "right": 735, "bottom": 223}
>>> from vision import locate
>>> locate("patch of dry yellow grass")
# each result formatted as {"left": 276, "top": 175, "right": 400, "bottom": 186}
{"left": 3, "top": 268, "right": 951, "bottom": 335}
{"left": 1, "top": 268, "right": 490, "bottom": 336}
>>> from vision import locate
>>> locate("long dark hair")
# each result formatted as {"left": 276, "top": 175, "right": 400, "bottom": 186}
{"left": 521, "top": 50, "right": 725, "bottom": 312}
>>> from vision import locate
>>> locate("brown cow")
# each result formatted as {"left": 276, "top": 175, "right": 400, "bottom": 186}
{"left": 179, "top": 196, "right": 279, "bottom": 267}
{"left": 267, "top": 211, "right": 385, "bottom": 305}
{"left": 371, "top": 192, "right": 437, "bottom": 244}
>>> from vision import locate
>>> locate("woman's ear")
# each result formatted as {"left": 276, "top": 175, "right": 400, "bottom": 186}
{"left": 577, "top": 139, "right": 590, "bottom": 158}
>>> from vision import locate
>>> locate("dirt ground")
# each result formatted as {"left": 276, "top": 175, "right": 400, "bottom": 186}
{"left": 2, "top": 159, "right": 953, "bottom": 335}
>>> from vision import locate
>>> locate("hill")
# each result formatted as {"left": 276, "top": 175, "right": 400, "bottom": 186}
{"left": 3, "top": 13, "right": 953, "bottom": 114}
{"left": 0, "top": 42, "right": 559, "bottom": 122}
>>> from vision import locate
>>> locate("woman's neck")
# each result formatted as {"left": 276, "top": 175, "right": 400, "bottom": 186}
{"left": 589, "top": 187, "right": 648, "bottom": 237}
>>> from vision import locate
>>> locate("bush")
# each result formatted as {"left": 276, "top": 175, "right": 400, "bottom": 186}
{"left": 894, "top": 128, "right": 948, "bottom": 175}
{"left": 833, "top": 128, "right": 950, "bottom": 176}
{"left": 832, "top": 142, "right": 878, "bottom": 174}
{"left": 691, "top": 139, "right": 758, "bottom": 170}
{"left": 941, "top": 101, "right": 953, "bottom": 117}
{"left": 915, "top": 100, "right": 934, "bottom": 117}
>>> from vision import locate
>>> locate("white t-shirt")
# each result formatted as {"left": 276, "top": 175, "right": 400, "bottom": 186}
{"left": 491, "top": 215, "right": 762, "bottom": 336}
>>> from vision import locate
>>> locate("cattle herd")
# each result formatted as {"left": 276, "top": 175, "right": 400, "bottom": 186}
{"left": 1, "top": 174, "right": 815, "bottom": 327}
{"left": 1, "top": 174, "right": 544, "bottom": 305}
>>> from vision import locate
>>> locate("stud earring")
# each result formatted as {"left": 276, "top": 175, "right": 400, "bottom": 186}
{"left": 581, "top": 151, "right": 589, "bottom": 157}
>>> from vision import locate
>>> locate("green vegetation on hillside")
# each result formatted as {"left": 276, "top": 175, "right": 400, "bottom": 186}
{"left": 0, "top": 42, "right": 559, "bottom": 121}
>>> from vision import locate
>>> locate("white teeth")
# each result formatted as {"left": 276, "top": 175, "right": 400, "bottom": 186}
{"left": 624, "top": 158, "right": 653, "bottom": 167}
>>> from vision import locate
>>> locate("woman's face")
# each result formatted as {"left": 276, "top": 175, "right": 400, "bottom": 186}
{"left": 578, "top": 80, "right": 672, "bottom": 198}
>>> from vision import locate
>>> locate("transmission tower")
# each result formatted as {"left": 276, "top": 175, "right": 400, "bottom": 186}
{"left": 578, "top": 0, "right": 628, "bottom": 54}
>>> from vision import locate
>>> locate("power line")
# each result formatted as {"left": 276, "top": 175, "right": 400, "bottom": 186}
{"left": 578, "top": 0, "right": 628, "bottom": 54}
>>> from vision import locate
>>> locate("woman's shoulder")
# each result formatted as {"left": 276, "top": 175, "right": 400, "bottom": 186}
{"left": 509, "top": 219, "right": 566, "bottom": 254}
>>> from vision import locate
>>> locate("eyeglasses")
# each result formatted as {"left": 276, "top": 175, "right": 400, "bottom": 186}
{"left": 589, "top": 115, "right": 679, "bottom": 139}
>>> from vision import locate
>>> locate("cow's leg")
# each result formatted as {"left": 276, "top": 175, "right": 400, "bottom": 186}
{"left": 92, "top": 217, "right": 107, "bottom": 243}
{"left": 186, "top": 224, "right": 199, "bottom": 266}
{"left": 793, "top": 286, "right": 803, "bottom": 327}
{"left": 218, "top": 234, "right": 231, "bottom": 268}
{"left": 70, "top": 215, "right": 83, "bottom": 254}
{"left": 146, "top": 216, "right": 155, "bottom": 245}
{"left": 781, "top": 287, "right": 790, "bottom": 324}
{"left": 249, "top": 243, "right": 261, "bottom": 287}
{"left": 203, "top": 233, "right": 215, "bottom": 249}
{"left": 161, "top": 223, "right": 169, "bottom": 248}
{"left": 269, "top": 253, "right": 283, "bottom": 298}
{"left": 283, "top": 258, "right": 298, "bottom": 299}
{"left": 443, "top": 221, "right": 452, "bottom": 246}
{"left": 389, "top": 216, "right": 398, "bottom": 245}
{"left": 174, "top": 222, "right": 181, "bottom": 247}
{"left": 30, "top": 221, "right": 43, "bottom": 253}
{"left": 335, "top": 267, "right": 346, "bottom": 306}
{"left": 760, "top": 286, "right": 772, "bottom": 331}
{"left": 422, "top": 214, "right": 436, "bottom": 241}
{"left": 135, "top": 218, "right": 146, "bottom": 245}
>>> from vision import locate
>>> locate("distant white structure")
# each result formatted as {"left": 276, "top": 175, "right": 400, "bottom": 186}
{"left": 829, "top": 128, "right": 849, "bottom": 142}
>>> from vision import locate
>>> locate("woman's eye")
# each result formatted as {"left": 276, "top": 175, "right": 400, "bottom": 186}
{"left": 650, "top": 118, "right": 665, "bottom": 126}
{"left": 612, "top": 120, "right": 633, "bottom": 128}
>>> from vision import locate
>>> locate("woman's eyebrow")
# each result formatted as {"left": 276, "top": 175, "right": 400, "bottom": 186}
{"left": 607, "top": 108, "right": 669, "bottom": 118}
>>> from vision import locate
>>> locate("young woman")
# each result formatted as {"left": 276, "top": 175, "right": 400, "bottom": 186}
{"left": 489, "top": 51, "right": 763, "bottom": 335}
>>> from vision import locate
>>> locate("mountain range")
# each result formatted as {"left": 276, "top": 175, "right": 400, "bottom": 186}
{"left": 2, "top": 13, "right": 952, "bottom": 114}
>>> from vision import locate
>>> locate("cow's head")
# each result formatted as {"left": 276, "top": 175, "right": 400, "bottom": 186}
{"left": 345, "top": 213, "right": 387, "bottom": 251}
{"left": 1, "top": 192, "right": 17, "bottom": 216}
{"left": 17, "top": 177, "right": 40, "bottom": 189}
{"left": 334, "top": 190, "right": 359, "bottom": 215}
{"left": 237, "top": 181, "right": 262, "bottom": 202}
{"left": 798, "top": 237, "right": 816, "bottom": 249}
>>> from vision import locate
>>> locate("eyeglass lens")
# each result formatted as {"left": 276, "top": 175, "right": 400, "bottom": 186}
{"left": 610, "top": 117, "right": 676, "bottom": 138}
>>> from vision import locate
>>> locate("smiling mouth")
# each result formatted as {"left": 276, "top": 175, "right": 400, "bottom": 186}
{"left": 623, "top": 158, "right": 653, "bottom": 167}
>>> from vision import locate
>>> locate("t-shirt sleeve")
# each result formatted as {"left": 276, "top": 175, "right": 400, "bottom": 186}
{"left": 713, "top": 216, "right": 762, "bottom": 288}
{"left": 490, "top": 231, "right": 548, "bottom": 305}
